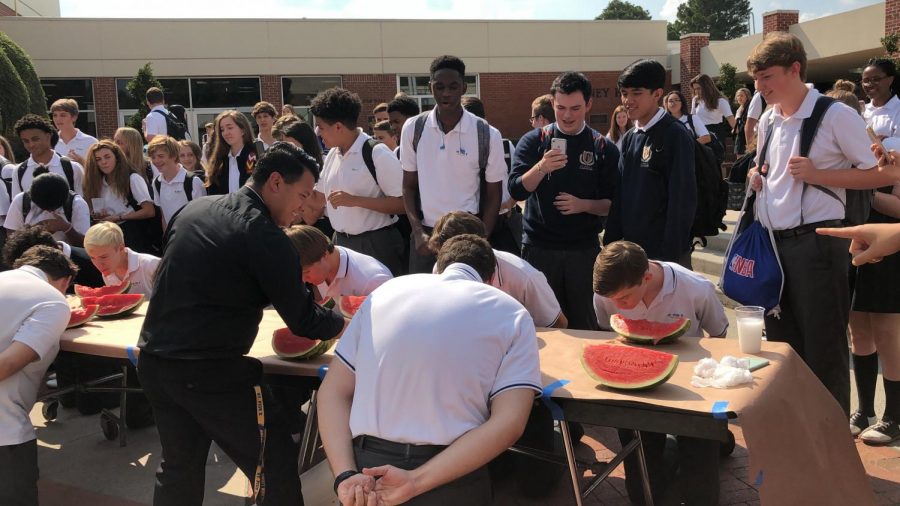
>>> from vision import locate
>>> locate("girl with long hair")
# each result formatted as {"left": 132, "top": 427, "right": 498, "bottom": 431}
{"left": 114, "top": 127, "right": 152, "bottom": 182}
{"left": 178, "top": 140, "right": 206, "bottom": 180}
{"left": 205, "top": 110, "right": 259, "bottom": 195}
{"left": 732, "top": 87, "right": 752, "bottom": 155}
{"left": 664, "top": 90, "right": 711, "bottom": 144}
{"left": 606, "top": 105, "right": 631, "bottom": 150}
{"left": 690, "top": 74, "right": 736, "bottom": 146}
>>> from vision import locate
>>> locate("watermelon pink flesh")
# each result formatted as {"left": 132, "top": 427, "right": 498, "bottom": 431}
{"left": 74, "top": 281, "right": 131, "bottom": 298}
{"left": 68, "top": 305, "right": 99, "bottom": 328}
{"left": 80, "top": 293, "right": 144, "bottom": 317}
{"left": 339, "top": 295, "right": 366, "bottom": 317}
{"left": 581, "top": 343, "right": 679, "bottom": 390}
{"left": 610, "top": 314, "right": 691, "bottom": 344}
{"left": 272, "top": 328, "right": 333, "bottom": 359}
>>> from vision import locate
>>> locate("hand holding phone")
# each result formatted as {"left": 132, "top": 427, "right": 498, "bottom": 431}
{"left": 867, "top": 126, "right": 887, "bottom": 158}
{"left": 550, "top": 138, "right": 567, "bottom": 154}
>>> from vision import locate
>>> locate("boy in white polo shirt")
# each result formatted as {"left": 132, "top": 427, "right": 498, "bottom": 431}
{"left": 318, "top": 234, "right": 540, "bottom": 505}
{"left": 148, "top": 136, "right": 205, "bottom": 229}
{"left": 51, "top": 98, "right": 98, "bottom": 165}
{"left": 4, "top": 169, "right": 90, "bottom": 246}
{"left": 84, "top": 222, "right": 160, "bottom": 297}
{"left": 9, "top": 114, "right": 85, "bottom": 198}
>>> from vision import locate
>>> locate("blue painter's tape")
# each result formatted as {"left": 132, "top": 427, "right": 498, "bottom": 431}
{"left": 754, "top": 470, "right": 764, "bottom": 486}
{"left": 541, "top": 379, "right": 570, "bottom": 421}
{"left": 317, "top": 365, "right": 328, "bottom": 381}
{"left": 712, "top": 401, "right": 729, "bottom": 419}
{"left": 126, "top": 346, "right": 138, "bottom": 367}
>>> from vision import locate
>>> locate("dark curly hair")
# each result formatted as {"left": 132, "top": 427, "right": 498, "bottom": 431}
{"left": 388, "top": 95, "right": 420, "bottom": 117}
{"left": 865, "top": 58, "right": 900, "bottom": 99}
{"left": 308, "top": 87, "right": 362, "bottom": 129}
{"left": 550, "top": 72, "right": 593, "bottom": 103}
{"left": 14, "top": 113, "right": 55, "bottom": 137}
{"left": 430, "top": 55, "right": 466, "bottom": 78}
{"left": 2, "top": 225, "right": 58, "bottom": 270}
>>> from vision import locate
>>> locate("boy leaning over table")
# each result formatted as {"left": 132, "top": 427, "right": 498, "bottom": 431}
{"left": 593, "top": 240, "right": 728, "bottom": 506}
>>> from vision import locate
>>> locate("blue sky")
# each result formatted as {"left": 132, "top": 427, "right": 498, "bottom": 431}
{"left": 60, "top": 0, "right": 881, "bottom": 28}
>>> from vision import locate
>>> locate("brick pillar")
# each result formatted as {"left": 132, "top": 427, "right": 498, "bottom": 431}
{"left": 887, "top": 0, "right": 900, "bottom": 44}
{"left": 762, "top": 10, "right": 799, "bottom": 35}
{"left": 680, "top": 33, "right": 709, "bottom": 98}
{"left": 0, "top": 3, "right": 18, "bottom": 16}
{"left": 260, "top": 75, "right": 283, "bottom": 110}
{"left": 93, "top": 77, "right": 119, "bottom": 139}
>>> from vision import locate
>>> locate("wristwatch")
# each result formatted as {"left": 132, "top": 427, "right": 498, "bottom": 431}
{"left": 333, "top": 469, "right": 360, "bottom": 494}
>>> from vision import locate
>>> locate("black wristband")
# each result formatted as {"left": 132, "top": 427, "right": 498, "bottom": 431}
{"left": 333, "top": 469, "right": 360, "bottom": 494}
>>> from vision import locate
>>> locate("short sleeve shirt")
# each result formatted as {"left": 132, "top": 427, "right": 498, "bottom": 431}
{"left": 101, "top": 248, "right": 161, "bottom": 298}
{"left": 4, "top": 193, "right": 91, "bottom": 241}
{"left": 491, "top": 250, "right": 561, "bottom": 327}
{"left": 144, "top": 105, "right": 169, "bottom": 137}
{"left": 97, "top": 173, "right": 153, "bottom": 216}
{"left": 55, "top": 129, "right": 98, "bottom": 160}
{"left": 864, "top": 95, "right": 900, "bottom": 139}
{"left": 692, "top": 96, "right": 734, "bottom": 125}
{"left": 152, "top": 166, "right": 206, "bottom": 228}
{"left": 10, "top": 152, "right": 86, "bottom": 198}
{"left": 323, "top": 246, "right": 393, "bottom": 302}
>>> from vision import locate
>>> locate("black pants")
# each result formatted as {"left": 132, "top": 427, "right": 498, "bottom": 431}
{"left": 618, "top": 430, "right": 720, "bottom": 506}
{"left": 766, "top": 231, "right": 851, "bottom": 414}
{"left": 522, "top": 243, "right": 600, "bottom": 330}
{"left": 0, "top": 439, "right": 38, "bottom": 506}
{"left": 489, "top": 212, "right": 522, "bottom": 257}
{"left": 334, "top": 224, "right": 406, "bottom": 277}
{"left": 353, "top": 435, "right": 491, "bottom": 506}
{"left": 408, "top": 226, "right": 436, "bottom": 274}
{"left": 137, "top": 353, "right": 301, "bottom": 506}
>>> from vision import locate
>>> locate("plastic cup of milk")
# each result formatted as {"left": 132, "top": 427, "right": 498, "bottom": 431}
{"left": 736, "top": 306, "right": 765, "bottom": 354}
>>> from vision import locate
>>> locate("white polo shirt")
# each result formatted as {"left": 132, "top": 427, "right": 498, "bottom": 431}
{"left": 10, "top": 152, "right": 85, "bottom": 197}
{"left": 97, "top": 173, "right": 153, "bottom": 216}
{"left": 864, "top": 95, "right": 900, "bottom": 139}
{"left": 317, "top": 132, "right": 402, "bottom": 235}
{"left": 322, "top": 246, "right": 393, "bottom": 302}
{"left": 144, "top": 105, "right": 169, "bottom": 138}
{"left": 400, "top": 109, "right": 507, "bottom": 227}
{"left": 692, "top": 96, "right": 734, "bottom": 125}
{"left": 0, "top": 178, "right": 9, "bottom": 217}
{"left": 55, "top": 129, "right": 98, "bottom": 160}
{"left": 754, "top": 88, "right": 878, "bottom": 231}
{"left": 0, "top": 266, "right": 69, "bottom": 446}
{"left": 747, "top": 92, "right": 765, "bottom": 121}
{"left": 152, "top": 166, "right": 206, "bottom": 227}
{"left": 4, "top": 192, "right": 90, "bottom": 241}
{"left": 593, "top": 261, "right": 729, "bottom": 338}
{"left": 335, "top": 263, "right": 542, "bottom": 445}
{"left": 678, "top": 114, "right": 710, "bottom": 139}
{"left": 491, "top": 250, "right": 561, "bottom": 327}
{"left": 101, "top": 248, "right": 161, "bottom": 298}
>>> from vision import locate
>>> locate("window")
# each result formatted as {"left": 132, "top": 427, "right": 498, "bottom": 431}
{"left": 116, "top": 78, "right": 190, "bottom": 110}
{"left": 41, "top": 78, "right": 97, "bottom": 137}
{"left": 190, "top": 78, "right": 261, "bottom": 109}
{"left": 281, "top": 76, "right": 343, "bottom": 124}
{"left": 397, "top": 74, "right": 479, "bottom": 111}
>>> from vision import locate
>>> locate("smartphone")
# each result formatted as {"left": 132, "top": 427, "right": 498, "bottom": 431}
{"left": 867, "top": 126, "right": 887, "bottom": 155}
{"left": 550, "top": 138, "right": 567, "bottom": 153}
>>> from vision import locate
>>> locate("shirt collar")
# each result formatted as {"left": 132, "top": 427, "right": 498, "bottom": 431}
{"left": 635, "top": 108, "right": 666, "bottom": 132}
{"left": 151, "top": 105, "right": 166, "bottom": 112}
{"left": 440, "top": 263, "right": 482, "bottom": 282}
{"left": 426, "top": 108, "right": 473, "bottom": 134}
{"left": 18, "top": 265, "right": 49, "bottom": 282}
{"left": 867, "top": 95, "right": 900, "bottom": 113}
{"left": 29, "top": 151, "right": 61, "bottom": 168}
{"left": 342, "top": 131, "right": 369, "bottom": 155}
{"left": 335, "top": 246, "right": 349, "bottom": 281}
{"left": 161, "top": 166, "right": 188, "bottom": 184}
{"left": 554, "top": 122, "right": 587, "bottom": 136}
{"left": 108, "top": 248, "right": 141, "bottom": 284}
{"left": 774, "top": 86, "right": 821, "bottom": 120}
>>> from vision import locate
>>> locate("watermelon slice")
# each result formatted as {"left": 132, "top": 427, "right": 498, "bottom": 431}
{"left": 68, "top": 305, "right": 100, "bottom": 328}
{"left": 80, "top": 293, "right": 145, "bottom": 318}
{"left": 610, "top": 314, "right": 691, "bottom": 345}
{"left": 339, "top": 295, "right": 366, "bottom": 318}
{"left": 272, "top": 328, "right": 334, "bottom": 360}
{"left": 74, "top": 281, "right": 131, "bottom": 298}
{"left": 581, "top": 343, "right": 679, "bottom": 390}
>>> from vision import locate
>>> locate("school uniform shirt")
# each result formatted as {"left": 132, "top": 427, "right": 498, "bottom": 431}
{"left": 321, "top": 246, "right": 393, "bottom": 303}
{"left": 256, "top": 135, "right": 271, "bottom": 152}
{"left": 691, "top": 96, "right": 734, "bottom": 126}
{"left": 593, "top": 261, "right": 729, "bottom": 338}
{"left": 334, "top": 263, "right": 542, "bottom": 446}
{"left": 754, "top": 88, "right": 878, "bottom": 231}
{"left": 0, "top": 178, "right": 9, "bottom": 218}
{"left": 152, "top": 166, "right": 206, "bottom": 227}
{"left": 510, "top": 123, "right": 619, "bottom": 249}
{"left": 144, "top": 105, "right": 169, "bottom": 137}
{"left": 747, "top": 92, "right": 765, "bottom": 121}
{"left": 55, "top": 129, "right": 98, "bottom": 160}
{"left": 400, "top": 109, "right": 507, "bottom": 227}
{"left": 10, "top": 152, "right": 85, "bottom": 197}
{"left": 207, "top": 145, "right": 256, "bottom": 195}
{"left": 102, "top": 248, "right": 161, "bottom": 298}
{"left": 97, "top": 173, "right": 152, "bottom": 216}
{"left": 4, "top": 192, "right": 91, "bottom": 241}
{"left": 491, "top": 250, "right": 562, "bottom": 327}
{"left": 0, "top": 266, "right": 69, "bottom": 446}
{"left": 678, "top": 114, "right": 710, "bottom": 139}
{"left": 864, "top": 95, "right": 900, "bottom": 139}
{"left": 317, "top": 132, "right": 402, "bottom": 235}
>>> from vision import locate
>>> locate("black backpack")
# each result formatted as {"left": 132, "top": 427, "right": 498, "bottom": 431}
{"left": 361, "top": 138, "right": 412, "bottom": 241}
{"left": 16, "top": 157, "right": 75, "bottom": 195}
{"left": 22, "top": 190, "right": 76, "bottom": 222}
{"left": 152, "top": 109, "right": 188, "bottom": 141}
{"left": 152, "top": 173, "right": 197, "bottom": 203}
{"left": 686, "top": 114, "right": 726, "bottom": 164}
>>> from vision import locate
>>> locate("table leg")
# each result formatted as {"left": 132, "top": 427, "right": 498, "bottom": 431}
{"left": 634, "top": 430, "right": 654, "bottom": 506}
{"left": 118, "top": 364, "right": 128, "bottom": 447}
{"left": 298, "top": 389, "right": 319, "bottom": 473}
{"left": 559, "top": 421, "right": 584, "bottom": 506}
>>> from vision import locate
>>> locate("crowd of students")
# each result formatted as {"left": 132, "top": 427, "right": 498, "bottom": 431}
{"left": 1, "top": 30, "right": 900, "bottom": 506}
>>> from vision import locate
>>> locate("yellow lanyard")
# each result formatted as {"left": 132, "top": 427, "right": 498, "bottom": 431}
{"left": 252, "top": 385, "right": 266, "bottom": 504}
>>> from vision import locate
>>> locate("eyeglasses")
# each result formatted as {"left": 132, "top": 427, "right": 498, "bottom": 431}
{"left": 529, "top": 115, "right": 541, "bottom": 122}
{"left": 862, "top": 76, "right": 889, "bottom": 85}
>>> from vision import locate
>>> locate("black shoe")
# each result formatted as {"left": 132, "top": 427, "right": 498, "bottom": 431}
{"left": 861, "top": 416, "right": 900, "bottom": 446}
{"left": 850, "top": 410, "right": 875, "bottom": 437}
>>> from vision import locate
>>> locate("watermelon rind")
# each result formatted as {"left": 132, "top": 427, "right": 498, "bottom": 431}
{"left": 272, "top": 328, "right": 335, "bottom": 360}
{"left": 74, "top": 281, "right": 131, "bottom": 298}
{"left": 580, "top": 343, "right": 679, "bottom": 390}
{"left": 610, "top": 314, "right": 691, "bottom": 345}
{"left": 339, "top": 295, "right": 366, "bottom": 318}
{"left": 81, "top": 293, "right": 145, "bottom": 318}
{"left": 67, "top": 305, "right": 100, "bottom": 328}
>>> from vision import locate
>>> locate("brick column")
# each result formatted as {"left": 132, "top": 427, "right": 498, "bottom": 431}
{"left": 762, "top": 10, "right": 799, "bottom": 35}
{"left": 0, "top": 3, "right": 18, "bottom": 16}
{"left": 93, "top": 77, "right": 119, "bottom": 139}
{"left": 887, "top": 0, "right": 900, "bottom": 44}
{"left": 680, "top": 33, "right": 709, "bottom": 98}
{"left": 260, "top": 75, "right": 283, "bottom": 110}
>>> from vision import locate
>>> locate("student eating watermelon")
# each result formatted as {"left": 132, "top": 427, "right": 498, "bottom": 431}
{"left": 83, "top": 222, "right": 160, "bottom": 298}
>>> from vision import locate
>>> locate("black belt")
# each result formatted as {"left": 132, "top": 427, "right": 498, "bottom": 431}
{"left": 353, "top": 435, "right": 446, "bottom": 459}
{"left": 334, "top": 223, "right": 397, "bottom": 238}
{"left": 772, "top": 219, "right": 844, "bottom": 240}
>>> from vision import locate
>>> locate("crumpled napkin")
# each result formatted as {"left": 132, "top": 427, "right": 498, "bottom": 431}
{"left": 691, "top": 356, "right": 753, "bottom": 388}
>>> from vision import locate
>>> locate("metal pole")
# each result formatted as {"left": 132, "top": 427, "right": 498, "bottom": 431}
{"left": 559, "top": 421, "right": 584, "bottom": 506}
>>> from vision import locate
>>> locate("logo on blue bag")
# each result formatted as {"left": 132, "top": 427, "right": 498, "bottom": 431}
{"left": 728, "top": 255, "right": 756, "bottom": 278}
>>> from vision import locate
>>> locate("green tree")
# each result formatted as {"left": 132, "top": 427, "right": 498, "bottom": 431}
{"left": 0, "top": 49, "right": 29, "bottom": 140}
{"left": 667, "top": 0, "right": 751, "bottom": 41}
{"left": 717, "top": 63, "right": 739, "bottom": 107}
{"left": 0, "top": 31, "right": 46, "bottom": 117}
{"left": 125, "top": 63, "right": 162, "bottom": 137}
{"left": 596, "top": 0, "right": 651, "bottom": 20}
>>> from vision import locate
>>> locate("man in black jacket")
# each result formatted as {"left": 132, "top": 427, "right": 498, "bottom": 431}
{"left": 138, "top": 142, "right": 346, "bottom": 506}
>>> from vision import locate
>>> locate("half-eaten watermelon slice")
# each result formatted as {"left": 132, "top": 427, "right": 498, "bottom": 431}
{"left": 339, "top": 295, "right": 366, "bottom": 318}
{"left": 272, "top": 328, "right": 334, "bottom": 360}
{"left": 581, "top": 343, "right": 679, "bottom": 390}
{"left": 74, "top": 281, "right": 131, "bottom": 298}
{"left": 68, "top": 305, "right": 100, "bottom": 328}
{"left": 610, "top": 314, "right": 691, "bottom": 345}
{"left": 80, "top": 293, "right": 145, "bottom": 318}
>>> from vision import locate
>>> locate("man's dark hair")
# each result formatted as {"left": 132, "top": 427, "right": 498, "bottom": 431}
{"left": 618, "top": 59, "right": 667, "bottom": 92}
{"left": 14, "top": 114, "right": 55, "bottom": 137}
{"left": 30, "top": 170, "right": 71, "bottom": 212}
{"left": 250, "top": 141, "right": 320, "bottom": 187}
{"left": 13, "top": 245, "right": 78, "bottom": 280}
{"left": 429, "top": 211, "right": 486, "bottom": 252}
{"left": 435, "top": 234, "right": 495, "bottom": 282}
{"left": 387, "top": 95, "right": 420, "bottom": 117}
{"left": 461, "top": 96, "right": 486, "bottom": 119}
{"left": 309, "top": 88, "right": 362, "bottom": 129}
{"left": 2, "top": 225, "right": 57, "bottom": 270}
{"left": 430, "top": 55, "right": 466, "bottom": 78}
{"left": 146, "top": 87, "right": 165, "bottom": 105}
{"left": 550, "top": 72, "right": 593, "bottom": 103}
{"left": 592, "top": 241, "right": 649, "bottom": 297}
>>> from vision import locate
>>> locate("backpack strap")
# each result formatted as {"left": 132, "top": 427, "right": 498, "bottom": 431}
{"left": 59, "top": 157, "right": 75, "bottom": 191}
{"left": 125, "top": 188, "right": 140, "bottom": 212}
{"left": 361, "top": 137, "right": 379, "bottom": 186}
{"left": 411, "top": 113, "right": 429, "bottom": 154}
{"left": 799, "top": 96, "right": 844, "bottom": 220}
{"left": 184, "top": 174, "right": 195, "bottom": 202}
{"left": 254, "top": 140, "right": 266, "bottom": 155}
{"left": 63, "top": 192, "right": 75, "bottom": 223}
{"left": 685, "top": 114, "right": 697, "bottom": 136}
{"left": 153, "top": 176, "right": 161, "bottom": 200}
{"left": 17, "top": 161, "right": 28, "bottom": 192}
{"left": 538, "top": 124, "right": 555, "bottom": 153}
{"left": 474, "top": 118, "right": 491, "bottom": 215}
{"left": 22, "top": 191, "right": 31, "bottom": 217}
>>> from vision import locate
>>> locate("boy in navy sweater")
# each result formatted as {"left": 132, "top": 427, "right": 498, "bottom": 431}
{"left": 604, "top": 59, "right": 697, "bottom": 267}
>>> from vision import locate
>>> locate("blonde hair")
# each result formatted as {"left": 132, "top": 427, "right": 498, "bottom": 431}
{"left": 83, "top": 140, "right": 136, "bottom": 207}
{"left": 114, "top": 127, "right": 147, "bottom": 175}
{"left": 747, "top": 32, "right": 808, "bottom": 81}
{"left": 50, "top": 98, "right": 79, "bottom": 116}
{"left": 147, "top": 135, "right": 180, "bottom": 159}
{"left": 832, "top": 79, "right": 856, "bottom": 94}
{"left": 84, "top": 222, "right": 125, "bottom": 249}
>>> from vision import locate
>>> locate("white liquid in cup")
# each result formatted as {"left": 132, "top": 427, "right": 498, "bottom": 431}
{"left": 737, "top": 318, "right": 764, "bottom": 353}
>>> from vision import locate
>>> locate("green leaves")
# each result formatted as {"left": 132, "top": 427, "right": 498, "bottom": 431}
{"left": 667, "top": 0, "right": 752, "bottom": 41}
{"left": 596, "top": 0, "right": 651, "bottom": 21}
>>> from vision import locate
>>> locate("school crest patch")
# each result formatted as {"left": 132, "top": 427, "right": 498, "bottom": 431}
{"left": 641, "top": 144, "right": 652, "bottom": 163}
{"left": 579, "top": 150, "right": 595, "bottom": 166}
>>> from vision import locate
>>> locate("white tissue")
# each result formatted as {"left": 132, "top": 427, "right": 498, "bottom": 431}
{"left": 691, "top": 355, "right": 753, "bottom": 388}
